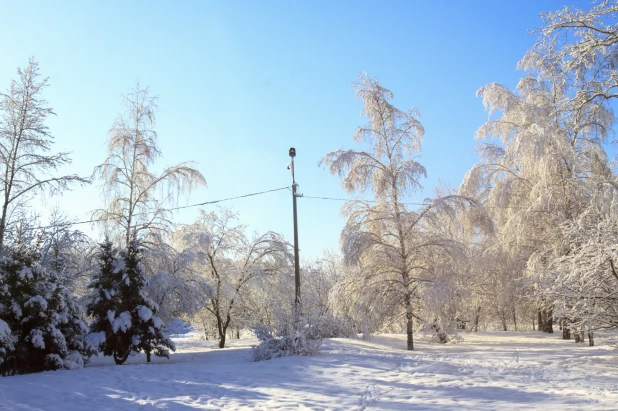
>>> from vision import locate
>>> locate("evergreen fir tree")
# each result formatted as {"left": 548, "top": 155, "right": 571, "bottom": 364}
{"left": 118, "top": 240, "right": 175, "bottom": 363}
{"left": 0, "top": 247, "right": 94, "bottom": 375}
{"left": 87, "top": 240, "right": 175, "bottom": 365}
{"left": 86, "top": 240, "right": 125, "bottom": 363}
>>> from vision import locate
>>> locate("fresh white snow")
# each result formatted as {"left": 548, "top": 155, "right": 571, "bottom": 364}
{"left": 2, "top": 330, "right": 618, "bottom": 410}
{"left": 137, "top": 306, "right": 153, "bottom": 322}
{"left": 112, "top": 311, "right": 132, "bottom": 333}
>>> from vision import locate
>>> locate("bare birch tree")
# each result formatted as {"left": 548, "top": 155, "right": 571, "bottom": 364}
{"left": 321, "top": 73, "right": 472, "bottom": 350}
{"left": 0, "top": 58, "right": 88, "bottom": 250}
{"left": 93, "top": 83, "right": 206, "bottom": 246}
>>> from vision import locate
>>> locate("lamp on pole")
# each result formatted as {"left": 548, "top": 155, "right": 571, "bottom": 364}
{"left": 288, "top": 147, "right": 301, "bottom": 311}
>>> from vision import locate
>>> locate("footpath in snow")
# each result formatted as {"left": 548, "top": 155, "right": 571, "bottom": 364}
{"left": 1, "top": 330, "right": 617, "bottom": 410}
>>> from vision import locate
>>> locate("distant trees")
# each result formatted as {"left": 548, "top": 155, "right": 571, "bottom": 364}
{"left": 0, "top": 58, "right": 87, "bottom": 250}
{"left": 93, "top": 83, "right": 206, "bottom": 247}
{"left": 173, "top": 208, "right": 290, "bottom": 348}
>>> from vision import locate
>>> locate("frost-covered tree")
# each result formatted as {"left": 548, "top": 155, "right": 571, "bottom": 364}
{"left": 174, "top": 208, "right": 290, "bottom": 348}
{"left": 142, "top": 241, "right": 212, "bottom": 324}
{"left": 0, "top": 246, "right": 94, "bottom": 375}
{"left": 461, "top": 75, "right": 613, "bottom": 333}
{"left": 37, "top": 209, "right": 95, "bottom": 297}
{"left": 321, "top": 73, "right": 473, "bottom": 350}
{"left": 520, "top": 0, "right": 618, "bottom": 111}
{"left": 507, "top": 0, "right": 618, "bottom": 339}
{"left": 93, "top": 83, "right": 206, "bottom": 247}
{"left": 540, "top": 182, "right": 618, "bottom": 339}
{"left": 0, "top": 58, "right": 87, "bottom": 250}
{"left": 87, "top": 240, "right": 174, "bottom": 364}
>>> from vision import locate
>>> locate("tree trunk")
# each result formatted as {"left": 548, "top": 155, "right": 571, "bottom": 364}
{"left": 404, "top": 290, "right": 414, "bottom": 350}
{"left": 216, "top": 314, "right": 226, "bottom": 348}
{"left": 216, "top": 312, "right": 232, "bottom": 349}
{"left": 113, "top": 348, "right": 130, "bottom": 365}
{"left": 0, "top": 204, "right": 7, "bottom": 251}
{"left": 537, "top": 310, "right": 544, "bottom": 332}
{"left": 146, "top": 350, "right": 151, "bottom": 363}
{"left": 562, "top": 321, "right": 570, "bottom": 340}
{"left": 474, "top": 306, "right": 481, "bottom": 332}
{"left": 588, "top": 331, "right": 594, "bottom": 347}
{"left": 512, "top": 307, "right": 517, "bottom": 331}
{"left": 545, "top": 310, "right": 553, "bottom": 334}
{"left": 574, "top": 330, "right": 584, "bottom": 343}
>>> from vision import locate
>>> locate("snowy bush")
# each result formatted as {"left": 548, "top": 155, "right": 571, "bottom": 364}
{"left": 311, "top": 313, "right": 356, "bottom": 339}
{"left": 0, "top": 247, "right": 95, "bottom": 375}
{"left": 419, "top": 319, "right": 464, "bottom": 344}
{"left": 251, "top": 320, "right": 322, "bottom": 362}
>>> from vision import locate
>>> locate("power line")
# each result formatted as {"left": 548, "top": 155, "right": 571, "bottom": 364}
{"left": 301, "top": 195, "right": 427, "bottom": 206}
{"left": 169, "top": 186, "right": 290, "bottom": 211}
{"left": 17, "top": 186, "right": 536, "bottom": 233}
{"left": 301, "top": 194, "right": 541, "bottom": 210}
{"left": 20, "top": 186, "right": 291, "bottom": 232}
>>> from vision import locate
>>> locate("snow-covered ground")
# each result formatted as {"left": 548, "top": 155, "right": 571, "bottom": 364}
{"left": 2, "top": 329, "right": 618, "bottom": 410}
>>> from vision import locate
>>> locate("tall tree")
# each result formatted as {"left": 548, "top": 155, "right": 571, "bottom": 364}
{"left": 0, "top": 58, "right": 87, "bottom": 250}
{"left": 321, "top": 73, "right": 471, "bottom": 350}
{"left": 93, "top": 83, "right": 206, "bottom": 247}
{"left": 461, "top": 77, "right": 612, "bottom": 333}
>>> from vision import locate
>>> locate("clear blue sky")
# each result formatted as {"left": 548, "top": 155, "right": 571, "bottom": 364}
{"left": 0, "top": 0, "right": 591, "bottom": 259}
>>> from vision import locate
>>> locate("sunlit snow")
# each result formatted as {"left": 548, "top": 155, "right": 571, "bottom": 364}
{"left": 1, "top": 329, "right": 617, "bottom": 410}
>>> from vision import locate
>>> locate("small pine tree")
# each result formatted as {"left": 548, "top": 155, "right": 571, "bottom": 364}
{"left": 86, "top": 240, "right": 125, "bottom": 363}
{"left": 0, "top": 247, "right": 95, "bottom": 375}
{"left": 87, "top": 240, "right": 175, "bottom": 365}
{"left": 118, "top": 240, "right": 175, "bottom": 363}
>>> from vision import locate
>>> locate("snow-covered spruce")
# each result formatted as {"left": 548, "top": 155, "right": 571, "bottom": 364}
{"left": 0, "top": 318, "right": 15, "bottom": 369}
{"left": 0, "top": 247, "right": 95, "bottom": 375}
{"left": 87, "top": 240, "right": 175, "bottom": 365}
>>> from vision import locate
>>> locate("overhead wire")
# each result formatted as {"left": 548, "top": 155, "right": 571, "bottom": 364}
{"left": 21, "top": 185, "right": 532, "bottom": 233}
{"left": 20, "top": 186, "right": 291, "bottom": 232}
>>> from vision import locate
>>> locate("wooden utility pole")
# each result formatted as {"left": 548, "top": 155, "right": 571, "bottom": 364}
{"left": 289, "top": 147, "right": 301, "bottom": 310}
